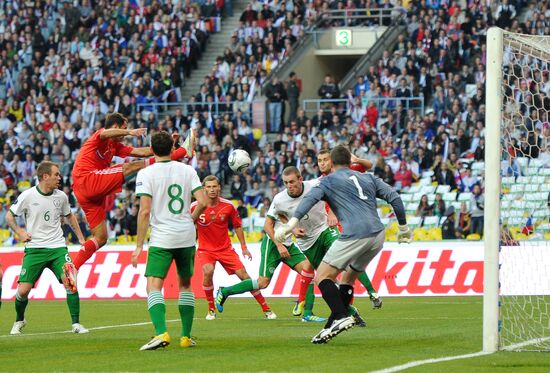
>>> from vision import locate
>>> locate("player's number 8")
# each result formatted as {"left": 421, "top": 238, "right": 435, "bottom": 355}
{"left": 167, "top": 184, "right": 184, "bottom": 214}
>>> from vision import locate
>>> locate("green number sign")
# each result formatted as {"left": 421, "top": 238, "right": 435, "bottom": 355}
{"left": 336, "top": 29, "right": 352, "bottom": 46}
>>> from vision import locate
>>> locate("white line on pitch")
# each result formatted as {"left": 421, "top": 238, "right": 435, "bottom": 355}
{"left": 0, "top": 316, "right": 297, "bottom": 339}
{"left": 370, "top": 336, "right": 550, "bottom": 373}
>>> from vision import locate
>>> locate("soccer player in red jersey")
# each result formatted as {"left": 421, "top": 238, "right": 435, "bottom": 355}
{"left": 71, "top": 113, "right": 194, "bottom": 271}
{"left": 191, "top": 175, "right": 275, "bottom": 320}
{"left": 316, "top": 150, "right": 382, "bottom": 315}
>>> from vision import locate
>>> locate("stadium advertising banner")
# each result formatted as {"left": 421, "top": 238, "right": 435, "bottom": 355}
{"left": 0, "top": 241, "right": 507, "bottom": 300}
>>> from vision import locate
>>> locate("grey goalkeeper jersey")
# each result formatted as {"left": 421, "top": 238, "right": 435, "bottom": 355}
{"left": 294, "top": 168, "right": 406, "bottom": 240}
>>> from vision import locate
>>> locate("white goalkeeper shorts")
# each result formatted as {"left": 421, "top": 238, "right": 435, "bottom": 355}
{"left": 322, "top": 230, "right": 385, "bottom": 272}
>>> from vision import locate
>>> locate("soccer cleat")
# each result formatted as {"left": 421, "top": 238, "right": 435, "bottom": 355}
{"left": 180, "top": 336, "right": 196, "bottom": 348}
{"left": 349, "top": 305, "right": 366, "bottom": 327}
{"left": 302, "top": 314, "right": 327, "bottom": 323}
{"left": 312, "top": 316, "right": 356, "bottom": 344}
{"left": 72, "top": 323, "right": 89, "bottom": 334}
{"left": 292, "top": 300, "right": 305, "bottom": 316}
{"left": 370, "top": 293, "right": 383, "bottom": 309}
{"left": 182, "top": 130, "right": 195, "bottom": 158}
{"left": 311, "top": 328, "right": 330, "bottom": 344}
{"left": 215, "top": 287, "right": 227, "bottom": 313}
{"left": 139, "top": 332, "right": 171, "bottom": 351}
{"left": 10, "top": 320, "right": 27, "bottom": 335}
{"left": 265, "top": 310, "right": 277, "bottom": 320}
{"left": 62, "top": 262, "right": 78, "bottom": 293}
{"left": 205, "top": 309, "right": 216, "bottom": 321}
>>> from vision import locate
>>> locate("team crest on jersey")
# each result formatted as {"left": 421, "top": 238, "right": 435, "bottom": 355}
{"left": 269, "top": 267, "right": 275, "bottom": 274}
{"left": 20, "top": 268, "right": 26, "bottom": 276}
{"left": 219, "top": 214, "right": 226, "bottom": 221}
{"left": 209, "top": 211, "right": 216, "bottom": 221}
{"left": 53, "top": 199, "right": 61, "bottom": 207}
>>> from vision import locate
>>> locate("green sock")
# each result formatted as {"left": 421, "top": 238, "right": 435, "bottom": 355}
{"left": 303, "top": 283, "right": 315, "bottom": 317}
{"left": 224, "top": 279, "right": 257, "bottom": 296}
{"left": 178, "top": 292, "right": 195, "bottom": 338}
{"left": 15, "top": 292, "right": 28, "bottom": 322}
{"left": 66, "top": 291, "right": 80, "bottom": 324}
{"left": 358, "top": 272, "right": 376, "bottom": 295}
{"left": 348, "top": 305, "right": 358, "bottom": 316}
{"left": 147, "top": 291, "right": 167, "bottom": 335}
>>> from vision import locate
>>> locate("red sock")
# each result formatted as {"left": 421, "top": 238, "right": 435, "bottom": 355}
{"left": 144, "top": 157, "right": 155, "bottom": 166}
{"left": 73, "top": 238, "right": 100, "bottom": 270}
{"left": 203, "top": 285, "right": 215, "bottom": 311}
{"left": 298, "top": 270, "right": 314, "bottom": 303}
{"left": 171, "top": 147, "right": 187, "bottom": 160}
{"left": 251, "top": 290, "right": 270, "bottom": 312}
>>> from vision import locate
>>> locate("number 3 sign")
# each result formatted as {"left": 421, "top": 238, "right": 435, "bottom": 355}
{"left": 336, "top": 29, "right": 352, "bottom": 46}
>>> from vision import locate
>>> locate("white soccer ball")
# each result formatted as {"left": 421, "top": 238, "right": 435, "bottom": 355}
{"left": 228, "top": 149, "right": 251, "bottom": 174}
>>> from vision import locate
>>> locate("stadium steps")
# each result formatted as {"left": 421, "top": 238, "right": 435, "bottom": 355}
{"left": 181, "top": 0, "right": 250, "bottom": 100}
{"left": 337, "top": 15, "right": 407, "bottom": 92}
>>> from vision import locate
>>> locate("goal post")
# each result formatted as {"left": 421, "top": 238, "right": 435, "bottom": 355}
{"left": 483, "top": 27, "right": 503, "bottom": 354}
{"left": 484, "top": 28, "right": 550, "bottom": 352}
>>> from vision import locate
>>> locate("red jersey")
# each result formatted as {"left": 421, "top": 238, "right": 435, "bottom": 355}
{"left": 191, "top": 198, "right": 242, "bottom": 252}
{"left": 73, "top": 129, "right": 134, "bottom": 179}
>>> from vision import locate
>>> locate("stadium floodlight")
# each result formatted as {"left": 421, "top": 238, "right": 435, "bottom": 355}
{"left": 484, "top": 27, "right": 550, "bottom": 353}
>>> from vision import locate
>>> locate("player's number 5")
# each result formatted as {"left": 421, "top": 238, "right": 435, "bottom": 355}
{"left": 349, "top": 175, "right": 368, "bottom": 200}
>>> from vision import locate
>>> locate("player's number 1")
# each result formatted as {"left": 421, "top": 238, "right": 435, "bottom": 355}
{"left": 349, "top": 175, "right": 368, "bottom": 200}
{"left": 167, "top": 184, "right": 184, "bottom": 214}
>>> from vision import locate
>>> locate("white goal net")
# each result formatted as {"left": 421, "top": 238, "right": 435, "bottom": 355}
{"left": 495, "top": 31, "right": 550, "bottom": 352}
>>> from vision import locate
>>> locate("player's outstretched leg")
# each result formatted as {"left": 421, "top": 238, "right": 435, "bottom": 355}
{"left": 358, "top": 272, "right": 382, "bottom": 309}
{"left": 63, "top": 262, "right": 78, "bottom": 293}
{"left": 215, "top": 278, "right": 260, "bottom": 313}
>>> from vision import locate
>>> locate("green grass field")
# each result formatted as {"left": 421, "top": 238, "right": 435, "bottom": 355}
{"left": 0, "top": 297, "right": 548, "bottom": 372}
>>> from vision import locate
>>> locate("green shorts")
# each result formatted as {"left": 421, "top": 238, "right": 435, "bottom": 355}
{"left": 259, "top": 236, "right": 307, "bottom": 278}
{"left": 145, "top": 246, "right": 195, "bottom": 279}
{"left": 19, "top": 247, "right": 71, "bottom": 286}
{"left": 303, "top": 227, "right": 340, "bottom": 269}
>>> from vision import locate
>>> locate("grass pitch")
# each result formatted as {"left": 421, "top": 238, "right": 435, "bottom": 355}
{"left": 0, "top": 297, "right": 548, "bottom": 372}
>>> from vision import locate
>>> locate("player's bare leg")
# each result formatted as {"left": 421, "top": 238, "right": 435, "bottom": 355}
{"left": 235, "top": 269, "right": 275, "bottom": 319}
{"left": 202, "top": 263, "right": 216, "bottom": 320}
{"left": 140, "top": 277, "right": 171, "bottom": 351}
{"left": 178, "top": 276, "right": 196, "bottom": 347}
{"left": 311, "top": 263, "right": 355, "bottom": 344}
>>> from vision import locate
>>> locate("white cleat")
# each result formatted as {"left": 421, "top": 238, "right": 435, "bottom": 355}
{"left": 72, "top": 323, "right": 89, "bottom": 334}
{"left": 311, "top": 316, "right": 356, "bottom": 344}
{"left": 205, "top": 309, "right": 216, "bottom": 321}
{"left": 265, "top": 310, "right": 277, "bottom": 320}
{"left": 311, "top": 328, "right": 331, "bottom": 344}
{"left": 10, "top": 320, "right": 27, "bottom": 335}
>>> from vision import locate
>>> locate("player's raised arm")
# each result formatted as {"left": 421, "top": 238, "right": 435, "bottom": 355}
{"left": 99, "top": 127, "right": 147, "bottom": 140}
{"left": 191, "top": 188, "right": 207, "bottom": 221}
{"left": 129, "top": 147, "right": 154, "bottom": 158}
{"left": 350, "top": 153, "right": 373, "bottom": 172}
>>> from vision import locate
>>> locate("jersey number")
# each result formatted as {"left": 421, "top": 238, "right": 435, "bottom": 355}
{"left": 167, "top": 184, "right": 184, "bottom": 214}
{"left": 44, "top": 211, "right": 50, "bottom": 221}
{"left": 349, "top": 176, "right": 368, "bottom": 200}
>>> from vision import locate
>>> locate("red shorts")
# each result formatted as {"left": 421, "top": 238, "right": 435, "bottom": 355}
{"left": 196, "top": 248, "right": 244, "bottom": 275}
{"left": 73, "top": 165, "right": 125, "bottom": 230}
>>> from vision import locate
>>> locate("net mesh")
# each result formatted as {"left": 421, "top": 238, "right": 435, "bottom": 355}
{"left": 499, "top": 32, "right": 550, "bottom": 351}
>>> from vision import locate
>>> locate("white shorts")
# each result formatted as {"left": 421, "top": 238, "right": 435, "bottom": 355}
{"left": 322, "top": 230, "right": 385, "bottom": 272}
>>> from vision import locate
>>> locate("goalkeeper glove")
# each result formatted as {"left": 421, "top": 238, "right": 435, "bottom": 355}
{"left": 397, "top": 224, "right": 413, "bottom": 244}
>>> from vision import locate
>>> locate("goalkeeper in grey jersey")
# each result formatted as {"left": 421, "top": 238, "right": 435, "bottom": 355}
{"left": 275, "top": 145, "right": 411, "bottom": 344}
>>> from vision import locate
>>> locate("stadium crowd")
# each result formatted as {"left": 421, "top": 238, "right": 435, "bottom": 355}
{"left": 0, "top": 0, "right": 547, "bottom": 242}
